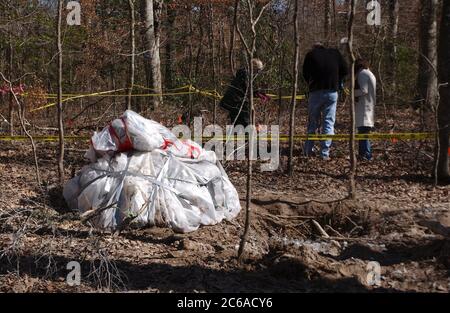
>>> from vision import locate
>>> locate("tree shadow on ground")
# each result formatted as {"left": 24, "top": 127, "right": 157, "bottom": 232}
{"left": 333, "top": 238, "right": 450, "bottom": 268}
{"left": 0, "top": 250, "right": 401, "bottom": 293}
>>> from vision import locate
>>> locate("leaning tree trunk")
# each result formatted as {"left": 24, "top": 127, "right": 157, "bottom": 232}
{"left": 143, "top": 0, "right": 163, "bottom": 108}
{"left": 418, "top": 0, "right": 439, "bottom": 111}
{"left": 347, "top": 0, "right": 357, "bottom": 200}
{"left": 56, "top": 0, "right": 65, "bottom": 186}
{"left": 288, "top": 0, "right": 300, "bottom": 176}
{"left": 436, "top": 0, "right": 450, "bottom": 183}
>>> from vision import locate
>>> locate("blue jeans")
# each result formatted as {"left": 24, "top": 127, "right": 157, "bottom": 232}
{"left": 358, "top": 126, "right": 372, "bottom": 160}
{"left": 304, "top": 90, "right": 338, "bottom": 158}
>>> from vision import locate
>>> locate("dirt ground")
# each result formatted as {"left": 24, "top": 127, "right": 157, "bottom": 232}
{"left": 0, "top": 107, "right": 449, "bottom": 293}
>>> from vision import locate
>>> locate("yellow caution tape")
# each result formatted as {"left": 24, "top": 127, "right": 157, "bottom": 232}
{"left": 26, "top": 85, "right": 308, "bottom": 113}
{"left": 25, "top": 85, "right": 193, "bottom": 98}
{"left": 0, "top": 133, "right": 437, "bottom": 142}
{"left": 0, "top": 135, "right": 90, "bottom": 142}
{"left": 28, "top": 88, "right": 128, "bottom": 112}
{"left": 267, "top": 95, "right": 306, "bottom": 101}
{"left": 198, "top": 132, "right": 435, "bottom": 141}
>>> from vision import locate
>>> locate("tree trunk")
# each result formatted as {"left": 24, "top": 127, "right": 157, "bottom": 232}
{"left": 418, "top": 0, "right": 439, "bottom": 111}
{"left": 324, "top": 0, "right": 332, "bottom": 45}
{"left": 111, "top": 69, "right": 117, "bottom": 116}
{"left": 238, "top": 56, "right": 254, "bottom": 261}
{"left": 165, "top": 1, "right": 176, "bottom": 89}
{"left": 187, "top": 6, "right": 194, "bottom": 126}
{"left": 143, "top": 0, "right": 163, "bottom": 108}
{"left": 237, "top": 0, "right": 272, "bottom": 261}
{"left": 194, "top": 7, "right": 205, "bottom": 80}
{"left": 7, "top": 33, "right": 14, "bottom": 136}
{"left": 332, "top": 0, "right": 338, "bottom": 43}
{"left": 387, "top": 0, "right": 399, "bottom": 96}
{"left": 347, "top": 0, "right": 357, "bottom": 200}
{"left": 277, "top": 51, "right": 285, "bottom": 126}
{"left": 437, "top": 0, "right": 450, "bottom": 183}
{"left": 208, "top": 4, "right": 218, "bottom": 125}
{"left": 56, "top": 0, "right": 65, "bottom": 186}
{"left": 288, "top": 0, "right": 300, "bottom": 176}
{"left": 229, "top": 0, "right": 239, "bottom": 75}
{"left": 127, "top": 0, "right": 136, "bottom": 111}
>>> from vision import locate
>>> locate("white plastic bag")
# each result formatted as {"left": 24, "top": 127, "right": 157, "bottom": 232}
{"left": 63, "top": 111, "right": 241, "bottom": 233}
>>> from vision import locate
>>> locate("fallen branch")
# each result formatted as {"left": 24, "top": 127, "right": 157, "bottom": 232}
{"left": 80, "top": 202, "right": 118, "bottom": 224}
{"left": 311, "top": 219, "right": 330, "bottom": 238}
{"left": 249, "top": 197, "right": 347, "bottom": 207}
{"left": 255, "top": 211, "right": 314, "bottom": 220}
{"left": 324, "top": 225, "right": 344, "bottom": 238}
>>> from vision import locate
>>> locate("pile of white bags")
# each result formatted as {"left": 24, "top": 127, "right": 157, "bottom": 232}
{"left": 63, "top": 110, "right": 241, "bottom": 233}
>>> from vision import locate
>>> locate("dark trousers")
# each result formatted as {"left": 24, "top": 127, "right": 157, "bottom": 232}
{"left": 229, "top": 111, "right": 250, "bottom": 128}
{"left": 358, "top": 126, "right": 372, "bottom": 160}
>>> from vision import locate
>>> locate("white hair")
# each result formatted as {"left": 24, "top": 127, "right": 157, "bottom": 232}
{"left": 313, "top": 42, "right": 324, "bottom": 48}
{"left": 252, "top": 58, "right": 264, "bottom": 71}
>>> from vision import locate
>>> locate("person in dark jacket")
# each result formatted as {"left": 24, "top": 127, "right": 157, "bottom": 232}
{"left": 220, "top": 58, "right": 266, "bottom": 128}
{"left": 303, "top": 43, "right": 348, "bottom": 160}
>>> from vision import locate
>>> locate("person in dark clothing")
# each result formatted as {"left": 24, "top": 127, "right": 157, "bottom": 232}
{"left": 220, "top": 58, "right": 266, "bottom": 128}
{"left": 303, "top": 44, "right": 348, "bottom": 92}
{"left": 303, "top": 43, "right": 348, "bottom": 160}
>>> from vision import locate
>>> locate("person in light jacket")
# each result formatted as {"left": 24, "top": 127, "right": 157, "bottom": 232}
{"left": 354, "top": 59, "right": 376, "bottom": 161}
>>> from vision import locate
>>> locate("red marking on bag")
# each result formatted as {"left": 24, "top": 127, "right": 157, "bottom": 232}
{"left": 183, "top": 140, "right": 200, "bottom": 159}
{"left": 109, "top": 118, "right": 133, "bottom": 152}
{"left": 161, "top": 138, "right": 174, "bottom": 150}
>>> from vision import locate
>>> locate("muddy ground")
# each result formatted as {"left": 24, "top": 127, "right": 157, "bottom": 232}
{"left": 0, "top": 107, "right": 449, "bottom": 293}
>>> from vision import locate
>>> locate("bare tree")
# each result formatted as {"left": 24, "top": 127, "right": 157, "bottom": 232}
{"left": 324, "top": 0, "right": 332, "bottom": 45}
{"left": 417, "top": 0, "right": 439, "bottom": 111}
{"left": 165, "top": 1, "right": 176, "bottom": 89}
{"left": 236, "top": 0, "right": 273, "bottom": 261}
{"left": 187, "top": 6, "right": 194, "bottom": 126}
{"left": 56, "top": 0, "right": 65, "bottom": 186}
{"left": 346, "top": 0, "right": 357, "bottom": 200}
{"left": 143, "top": 0, "right": 163, "bottom": 108}
{"left": 288, "top": 0, "right": 300, "bottom": 176}
{"left": 208, "top": 3, "right": 218, "bottom": 124}
{"left": 127, "top": 0, "right": 136, "bottom": 111}
{"left": 332, "top": 0, "right": 338, "bottom": 43}
{"left": 436, "top": 0, "right": 450, "bottom": 184}
{"left": 7, "top": 32, "right": 14, "bottom": 136}
{"left": 229, "top": 0, "right": 240, "bottom": 75}
{"left": 387, "top": 0, "right": 400, "bottom": 96}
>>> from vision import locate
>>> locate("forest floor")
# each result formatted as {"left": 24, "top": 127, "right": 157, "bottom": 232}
{"left": 0, "top": 106, "right": 449, "bottom": 292}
